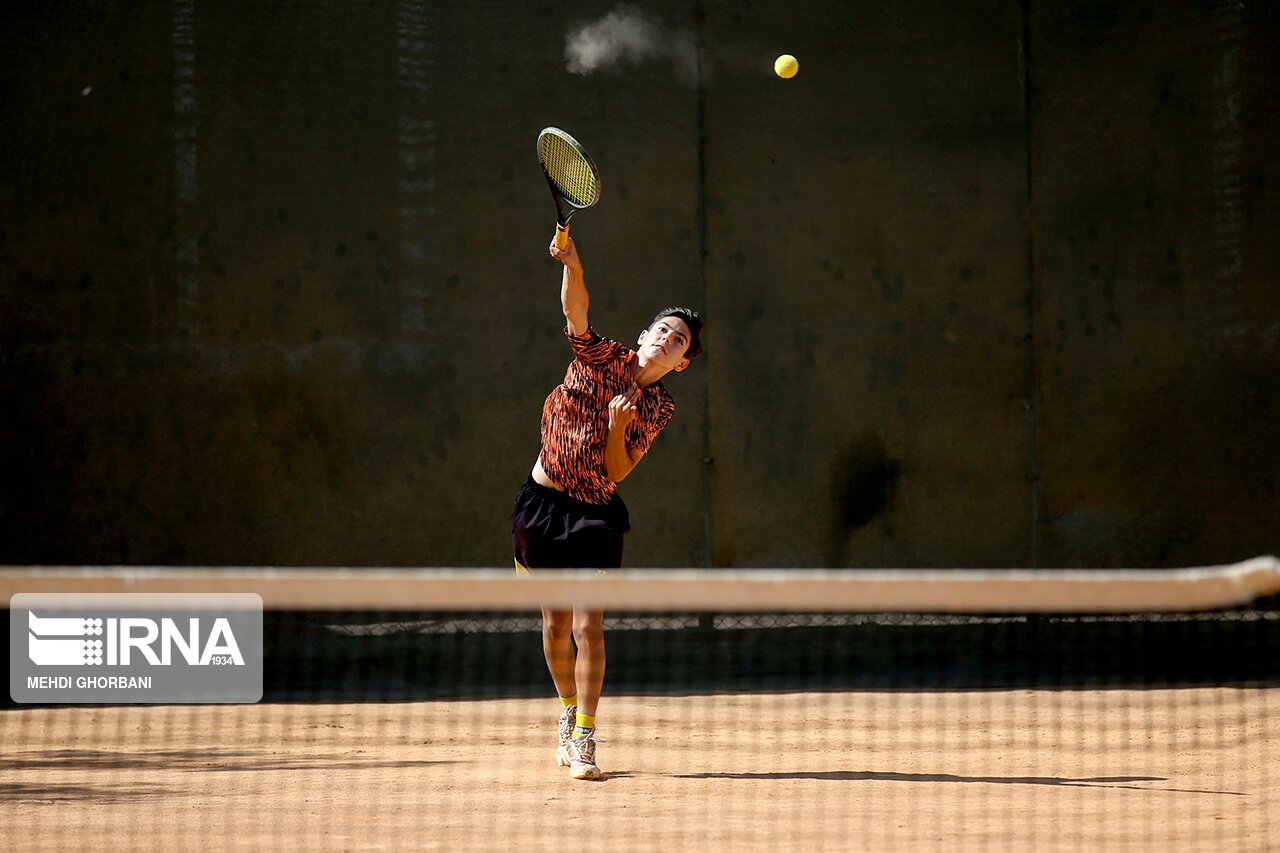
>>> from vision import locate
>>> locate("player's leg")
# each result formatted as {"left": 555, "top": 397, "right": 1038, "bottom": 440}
{"left": 514, "top": 478, "right": 625, "bottom": 780}
{"left": 566, "top": 606, "right": 606, "bottom": 779}
{"left": 572, "top": 607, "right": 605, "bottom": 718}
{"left": 541, "top": 607, "right": 577, "bottom": 698}
{"left": 562, "top": 507, "right": 624, "bottom": 780}
{"left": 541, "top": 607, "right": 579, "bottom": 766}
{"left": 513, "top": 479, "right": 581, "bottom": 766}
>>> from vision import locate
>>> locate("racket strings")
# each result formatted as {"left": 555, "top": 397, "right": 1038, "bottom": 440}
{"left": 539, "top": 135, "right": 599, "bottom": 208}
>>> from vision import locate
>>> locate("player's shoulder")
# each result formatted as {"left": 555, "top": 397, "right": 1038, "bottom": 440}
{"left": 567, "top": 325, "right": 627, "bottom": 364}
{"left": 649, "top": 382, "right": 676, "bottom": 417}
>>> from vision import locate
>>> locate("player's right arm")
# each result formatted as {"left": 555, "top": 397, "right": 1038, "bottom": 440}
{"left": 550, "top": 237, "right": 588, "bottom": 336}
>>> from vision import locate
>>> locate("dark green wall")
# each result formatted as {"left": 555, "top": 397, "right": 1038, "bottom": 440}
{"left": 1, "top": 1, "right": 1275, "bottom": 568}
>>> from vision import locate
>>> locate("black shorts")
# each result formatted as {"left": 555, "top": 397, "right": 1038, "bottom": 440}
{"left": 511, "top": 476, "right": 630, "bottom": 570}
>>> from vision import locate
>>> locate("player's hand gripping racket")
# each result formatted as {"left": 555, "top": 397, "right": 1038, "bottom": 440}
{"left": 537, "top": 127, "right": 601, "bottom": 250}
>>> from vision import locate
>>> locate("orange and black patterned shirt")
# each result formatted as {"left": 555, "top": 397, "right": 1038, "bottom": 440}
{"left": 539, "top": 326, "right": 676, "bottom": 505}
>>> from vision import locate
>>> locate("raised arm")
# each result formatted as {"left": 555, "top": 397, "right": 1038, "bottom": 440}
{"left": 549, "top": 236, "right": 588, "bottom": 336}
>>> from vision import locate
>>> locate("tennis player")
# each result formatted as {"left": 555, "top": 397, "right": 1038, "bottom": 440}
{"left": 512, "top": 236, "right": 702, "bottom": 780}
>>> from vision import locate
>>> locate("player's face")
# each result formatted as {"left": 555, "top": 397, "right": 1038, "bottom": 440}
{"left": 637, "top": 317, "right": 692, "bottom": 371}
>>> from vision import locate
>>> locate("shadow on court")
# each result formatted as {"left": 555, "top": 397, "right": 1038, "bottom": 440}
{"left": 0, "top": 748, "right": 452, "bottom": 773}
{"left": 669, "top": 771, "right": 1246, "bottom": 796}
{"left": 675, "top": 770, "right": 1164, "bottom": 786}
{"left": 0, "top": 782, "right": 176, "bottom": 804}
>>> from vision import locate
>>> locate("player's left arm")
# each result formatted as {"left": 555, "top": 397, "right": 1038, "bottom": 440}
{"left": 605, "top": 385, "right": 644, "bottom": 483}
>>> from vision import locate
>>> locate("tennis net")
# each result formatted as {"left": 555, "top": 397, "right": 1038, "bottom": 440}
{"left": 3, "top": 558, "right": 1278, "bottom": 851}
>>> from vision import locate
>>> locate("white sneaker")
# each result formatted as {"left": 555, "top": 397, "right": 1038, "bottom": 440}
{"left": 567, "top": 730, "right": 605, "bottom": 780}
{"left": 556, "top": 705, "right": 576, "bottom": 767}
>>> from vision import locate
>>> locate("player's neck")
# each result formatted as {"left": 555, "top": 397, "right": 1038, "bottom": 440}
{"left": 629, "top": 355, "right": 669, "bottom": 388}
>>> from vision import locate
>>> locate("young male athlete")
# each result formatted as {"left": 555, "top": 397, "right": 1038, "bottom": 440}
{"left": 511, "top": 236, "right": 702, "bottom": 780}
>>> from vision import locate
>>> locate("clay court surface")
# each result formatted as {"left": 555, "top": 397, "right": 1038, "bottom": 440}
{"left": 3, "top": 688, "right": 1276, "bottom": 851}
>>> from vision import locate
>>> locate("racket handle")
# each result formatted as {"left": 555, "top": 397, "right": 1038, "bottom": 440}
{"left": 554, "top": 223, "right": 569, "bottom": 250}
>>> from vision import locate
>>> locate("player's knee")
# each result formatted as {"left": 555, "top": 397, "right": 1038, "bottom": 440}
{"left": 572, "top": 612, "right": 604, "bottom": 645}
{"left": 542, "top": 610, "right": 573, "bottom": 640}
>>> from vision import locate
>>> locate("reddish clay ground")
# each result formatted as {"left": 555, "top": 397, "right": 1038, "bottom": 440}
{"left": 3, "top": 688, "right": 1276, "bottom": 851}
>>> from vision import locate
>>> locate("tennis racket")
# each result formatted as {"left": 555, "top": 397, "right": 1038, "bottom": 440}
{"left": 537, "top": 127, "right": 601, "bottom": 250}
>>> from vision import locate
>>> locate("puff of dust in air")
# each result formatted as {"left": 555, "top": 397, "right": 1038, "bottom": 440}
{"left": 566, "top": 5, "right": 698, "bottom": 85}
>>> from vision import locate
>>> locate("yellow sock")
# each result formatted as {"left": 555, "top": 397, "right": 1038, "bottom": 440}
{"left": 560, "top": 694, "right": 578, "bottom": 709}
{"left": 574, "top": 712, "right": 595, "bottom": 737}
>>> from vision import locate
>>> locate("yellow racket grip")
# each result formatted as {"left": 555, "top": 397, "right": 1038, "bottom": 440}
{"left": 554, "top": 223, "right": 570, "bottom": 250}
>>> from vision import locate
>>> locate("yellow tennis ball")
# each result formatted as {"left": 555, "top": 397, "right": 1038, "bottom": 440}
{"left": 774, "top": 54, "right": 798, "bottom": 79}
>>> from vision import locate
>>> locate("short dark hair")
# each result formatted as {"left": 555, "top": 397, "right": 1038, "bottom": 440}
{"left": 651, "top": 307, "right": 703, "bottom": 359}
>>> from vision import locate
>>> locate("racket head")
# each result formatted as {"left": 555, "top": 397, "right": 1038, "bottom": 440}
{"left": 538, "top": 127, "right": 601, "bottom": 211}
